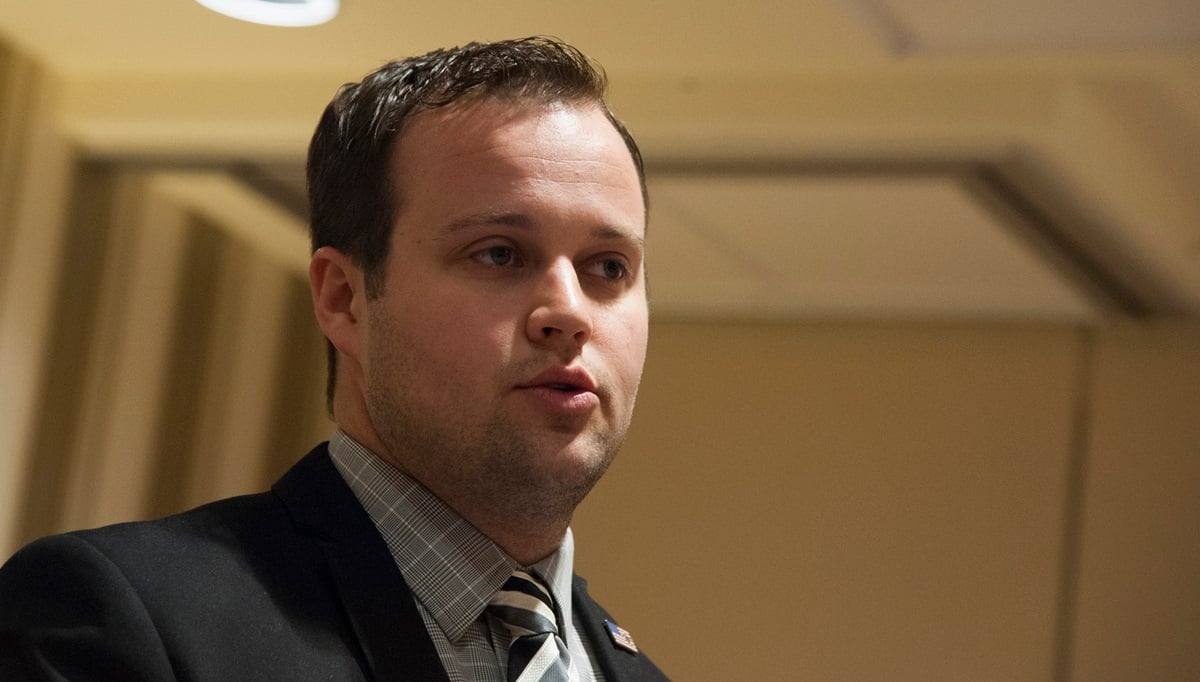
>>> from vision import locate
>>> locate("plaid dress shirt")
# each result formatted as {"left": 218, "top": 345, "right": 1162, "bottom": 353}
{"left": 328, "top": 431, "right": 605, "bottom": 682}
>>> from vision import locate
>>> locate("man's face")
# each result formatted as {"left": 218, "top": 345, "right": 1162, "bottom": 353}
{"left": 362, "top": 97, "right": 648, "bottom": 525}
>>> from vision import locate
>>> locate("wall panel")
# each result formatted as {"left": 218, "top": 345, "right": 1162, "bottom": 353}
{"left": 0, "top": 41, "right": 73, "bottom": 553}
{"left": 575, "top": 322, "right": 1083, "bottom": 681}
{"left": 1069, "top": 323, "right": 1200, "bottom": 681}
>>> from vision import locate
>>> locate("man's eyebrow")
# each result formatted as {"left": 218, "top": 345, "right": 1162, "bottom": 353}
{"left": 434, "top": 212, "right": 533, "bottom": 240}
{"left": 592, "top": 225, "right": 645, "bottom": 250}
{"left": 435, "top": 212, "right": 645, "bottom": 249}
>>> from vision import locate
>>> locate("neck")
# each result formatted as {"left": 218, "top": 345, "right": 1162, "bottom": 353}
{"left": 459, "top": 508, "right": 570, "bottom": 566}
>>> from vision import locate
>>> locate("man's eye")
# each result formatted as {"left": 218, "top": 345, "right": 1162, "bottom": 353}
{"left": 474, "top": 245, "right": 519, "bottom": 267}
{"left": 590, "top": 258, "right": 630, "bottom": 281}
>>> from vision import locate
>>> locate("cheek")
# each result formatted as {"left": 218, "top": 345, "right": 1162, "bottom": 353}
{"left": 605, "top": 307, "right": 649, "bottom": 382}
{"left": 409, "top": 299, "right": 519, "bottom": 371}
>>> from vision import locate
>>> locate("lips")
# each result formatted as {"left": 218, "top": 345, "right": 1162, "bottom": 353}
{"left": 516, "top": 365, "right": 600, "bottom": 415}
{"left": 519, "top": 366, "right": 597, "bottom": 394}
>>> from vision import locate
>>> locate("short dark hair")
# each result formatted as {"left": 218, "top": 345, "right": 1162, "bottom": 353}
{"left": 307, "top": 36, "right": 646, "bottom": 411}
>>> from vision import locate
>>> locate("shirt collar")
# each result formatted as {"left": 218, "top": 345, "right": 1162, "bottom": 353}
{"left": 327, "top": 430, "right": 576, "bottom": 641}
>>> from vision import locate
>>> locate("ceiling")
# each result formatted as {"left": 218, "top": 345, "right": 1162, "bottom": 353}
{"left": 2, "top": 1, "right": 1199, "bottom": 322}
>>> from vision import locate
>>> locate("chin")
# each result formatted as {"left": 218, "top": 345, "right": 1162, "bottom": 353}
{"left": 557, "top": 439, "right": 619, "bottom": 489}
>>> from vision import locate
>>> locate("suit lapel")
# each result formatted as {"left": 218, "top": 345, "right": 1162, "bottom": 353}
{"left": 273, "top": 445, "right": 450, "bottom": 682}
{"left": 573, "top": 575, "right": 668, "bottom": 681}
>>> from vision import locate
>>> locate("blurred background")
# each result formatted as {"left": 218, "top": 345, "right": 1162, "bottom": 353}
{"left": 1, "top": 2, "right": 1198, "bottom": 680}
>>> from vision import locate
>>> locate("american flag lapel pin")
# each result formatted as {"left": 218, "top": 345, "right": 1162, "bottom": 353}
{"left": 604, "top": 619, "right": 639, "bottom": 655}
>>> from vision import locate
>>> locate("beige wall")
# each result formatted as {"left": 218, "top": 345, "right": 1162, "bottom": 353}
{"left": 572, "top": 321, "right": 1200, "bottom": 681}
{"left": 577, "top": 322, "right": 1068, "bottom": 680}
{"left": 3, "top": 37, "right": 1199, "bottom": 682}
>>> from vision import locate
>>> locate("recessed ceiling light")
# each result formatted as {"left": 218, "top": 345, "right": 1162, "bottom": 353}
{"left": 194, "top": 0, "right": 339, "bottom": 27}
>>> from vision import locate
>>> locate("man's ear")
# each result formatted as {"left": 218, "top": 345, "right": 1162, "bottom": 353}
{"left": 310, "top": 246, "right": 366, "bottom": 362}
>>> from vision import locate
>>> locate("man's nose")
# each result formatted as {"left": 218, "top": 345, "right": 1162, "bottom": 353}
{"left": 526, "top": 259, "right": 592, "bottom": 352}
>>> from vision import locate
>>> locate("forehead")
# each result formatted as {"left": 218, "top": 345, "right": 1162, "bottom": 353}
{"left": 388, "top": 97, "right": 645, "bottom": 221}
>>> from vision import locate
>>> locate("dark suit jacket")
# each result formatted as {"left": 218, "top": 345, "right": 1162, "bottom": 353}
{"left": 0, "top": 444, "right": 668, "bottom": 680}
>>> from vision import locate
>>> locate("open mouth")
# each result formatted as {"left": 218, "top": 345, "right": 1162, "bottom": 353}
{"left": 521, "top": 365, "right": 597, "bottom": 395}
{"left": 517, "top": 367, "right": 600, "bottom": 414}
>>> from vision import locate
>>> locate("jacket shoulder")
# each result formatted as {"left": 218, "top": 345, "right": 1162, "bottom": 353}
{"left": 0, "top": 531, "right": 178, "bottom": 680}
{"left": 0, "top": 445, "right": 371, "bottom": 680}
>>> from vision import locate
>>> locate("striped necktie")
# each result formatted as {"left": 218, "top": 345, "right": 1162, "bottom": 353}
{"left": 487, "top": 570, "right": 578, "bottom": 682}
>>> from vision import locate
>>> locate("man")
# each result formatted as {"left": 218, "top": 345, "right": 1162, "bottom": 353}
{"left": 0, "top": 37, "right": 667, "bottom": 681}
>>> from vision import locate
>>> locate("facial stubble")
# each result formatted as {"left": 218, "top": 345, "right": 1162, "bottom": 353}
{"left": 363, "top": 307, "right": 633, "bottom": 532}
